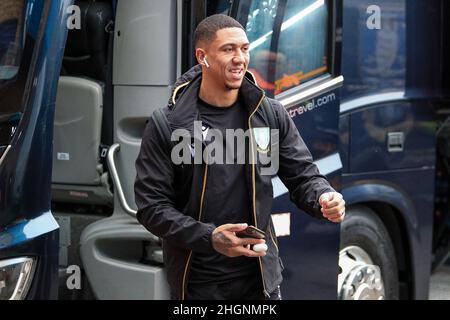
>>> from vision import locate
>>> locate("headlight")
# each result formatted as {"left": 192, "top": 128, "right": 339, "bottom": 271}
{"left": 0, "top": 257, "right": 36, "bottom": 300}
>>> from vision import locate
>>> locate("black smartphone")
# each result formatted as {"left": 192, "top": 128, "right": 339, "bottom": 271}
{"left": 236, "top": 226, "right": 266, "bottom": 239}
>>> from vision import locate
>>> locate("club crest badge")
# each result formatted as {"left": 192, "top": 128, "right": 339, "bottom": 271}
{"left": 201, "top": 125, "right": 209, "bottom": 141}
{"left": 253, "top": 127, "right": 270, "bottom": 153}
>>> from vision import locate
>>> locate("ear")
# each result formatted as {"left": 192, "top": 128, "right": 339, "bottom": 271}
{"left": 195, "top": 48, "right": 208, "bottom": 67}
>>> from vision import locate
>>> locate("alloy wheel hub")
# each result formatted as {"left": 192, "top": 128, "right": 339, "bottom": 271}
{"left": 338, "top": 246, "right": 385, "bottom": 300}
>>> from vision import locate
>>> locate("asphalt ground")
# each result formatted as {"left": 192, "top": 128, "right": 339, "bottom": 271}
{"left": 429, "top": 258, "right": 450, "bottom": 300}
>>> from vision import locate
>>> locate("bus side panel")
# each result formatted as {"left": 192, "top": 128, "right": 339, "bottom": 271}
{"left": 342, "top": 168, "right": 435, "bottom": 300}
{"left": 273, "top": 89, "right": 342, "bottom": 299}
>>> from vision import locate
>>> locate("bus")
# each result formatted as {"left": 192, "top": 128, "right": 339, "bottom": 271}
{"left": 0, "top": 0, "right": 448, "bottom": 300}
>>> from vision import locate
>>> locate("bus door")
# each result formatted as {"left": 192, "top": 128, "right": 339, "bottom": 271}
{"left": 0, "top": 0, "right": 72, "bottom": 299}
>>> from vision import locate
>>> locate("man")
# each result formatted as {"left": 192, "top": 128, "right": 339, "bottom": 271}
{"left": 134, "top": 14, "right": 345, "bottom": 300}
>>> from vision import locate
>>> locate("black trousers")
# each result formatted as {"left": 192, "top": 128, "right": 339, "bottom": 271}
{"left": 186, "top": 274, "right": 282, "bottom": 300}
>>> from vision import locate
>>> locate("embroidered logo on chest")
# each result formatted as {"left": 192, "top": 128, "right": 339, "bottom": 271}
{"left": 253, "top": 127, "right": 270, "bottom": 153}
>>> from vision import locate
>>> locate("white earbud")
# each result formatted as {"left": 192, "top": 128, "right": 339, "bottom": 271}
{"left": 253, "top": 243, "right": 268, "bottom": 253}
{"left": 203, "top": 57, "right": 210, "bottom": 68}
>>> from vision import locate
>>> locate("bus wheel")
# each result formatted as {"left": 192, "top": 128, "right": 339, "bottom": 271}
{"left": 338, "top": 205, "right": 399, "bottom": 300}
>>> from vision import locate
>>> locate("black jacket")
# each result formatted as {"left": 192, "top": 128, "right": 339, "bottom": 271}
{"left": 134, "top": 65, "right": 335, "bottom": 300}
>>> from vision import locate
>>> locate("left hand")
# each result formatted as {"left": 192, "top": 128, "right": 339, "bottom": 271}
{"left": 319, "top": 192, "right": 345, "bottom": 223}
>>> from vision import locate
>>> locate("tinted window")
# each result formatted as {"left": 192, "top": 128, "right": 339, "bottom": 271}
{"left": 275, "top": 0, "right": 329, "bottom": 94}
{"left": 0, "top": 0, "right": 45, "bottom": 146}
{"left": 246, "top": 0, "right": 278, "bottom": 45}
{"left": 341, "top": 0, "right": 406, "bottom": 101}
{"left": 236, "top": 0, "right": 330, "bottom": 97}
{"left": 245, "top": 0, "right": 279, "bottom": 96}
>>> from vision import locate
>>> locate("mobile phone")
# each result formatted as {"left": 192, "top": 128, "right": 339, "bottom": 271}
{"left": 236, "top": 226, "right": 266, "bottom": 239}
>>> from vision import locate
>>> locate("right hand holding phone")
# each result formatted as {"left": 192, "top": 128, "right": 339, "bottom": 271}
{"left": 212, "top": 223, "right": 266, "bottom": 258}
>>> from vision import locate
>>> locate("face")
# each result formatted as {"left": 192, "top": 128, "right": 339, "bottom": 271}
{"left": 197, "top": 27, "right": 250, "bottom": 91}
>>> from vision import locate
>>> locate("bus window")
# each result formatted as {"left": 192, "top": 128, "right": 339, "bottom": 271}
{"left": 0, "top": 0, "right": 27, "bottom": 151}
{"left": 0, "top": 0, "right": 44, "bottom": 115}
{"left": 341, "top": 0, "right": 406, "bottom": 101}
{"left": 239, "top": 0, "right": 279, "bottom": 96}
{"left": 275, "top": 0, "right": 330, "bottom": 95}
{"left": 0, "top": 1, "right": 25, "bottom": 85}
{"left": 235, "top": 0, "right": 330, "bottom": 97}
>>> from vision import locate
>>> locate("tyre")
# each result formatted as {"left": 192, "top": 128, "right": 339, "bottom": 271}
{"left": 338, "top": 205, "right": 399, "bottom": 300}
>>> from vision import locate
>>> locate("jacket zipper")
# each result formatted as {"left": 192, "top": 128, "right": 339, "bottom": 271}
{"left": 248, "top": 93, "right": 270, "bottom": 298}
{"left": 268, "top": 223, "right": 279, "bottom": 253}
{"left": 181, "top": 161, "right": 209, "bottom": 300}
{"left": 171, "top": 82, "right": 190, "bottom": 106}
{"left": 176, "top": 80, "right": 267, "bottom": 298}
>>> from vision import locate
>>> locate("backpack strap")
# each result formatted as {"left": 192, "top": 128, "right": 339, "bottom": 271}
{"left": 261, "top": 97, "right": 279, "bottom": 130}
{"left": 151, "top": 108, "right": 173, "bottom": 154}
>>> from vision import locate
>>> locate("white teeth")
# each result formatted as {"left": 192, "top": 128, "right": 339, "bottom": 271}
{"left": 229, "top": 69, "right": 243, "bottom": 79}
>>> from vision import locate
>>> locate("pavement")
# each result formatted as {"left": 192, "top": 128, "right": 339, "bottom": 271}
{"left": 429, "top": 259, "right": 450, "bottom": 300}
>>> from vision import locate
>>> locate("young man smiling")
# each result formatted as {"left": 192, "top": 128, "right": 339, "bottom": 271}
{"left": 134, "top": 14, "right": 345, "bottom": 300}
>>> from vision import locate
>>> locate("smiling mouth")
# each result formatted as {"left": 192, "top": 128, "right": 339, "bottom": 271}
{"left": 229, "top": 68, "right": 244, "bottom": 79}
